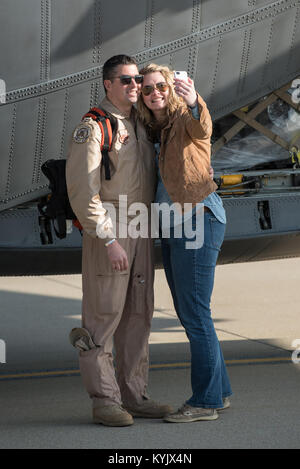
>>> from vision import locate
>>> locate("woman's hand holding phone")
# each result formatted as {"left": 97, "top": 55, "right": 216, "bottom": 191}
{"left": 173, "top": 71, "right": 197, "bottom": 107}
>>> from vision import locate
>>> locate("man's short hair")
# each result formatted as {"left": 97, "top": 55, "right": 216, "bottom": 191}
{"left": 102, "top": 55, "right": 138, "bottom": 89}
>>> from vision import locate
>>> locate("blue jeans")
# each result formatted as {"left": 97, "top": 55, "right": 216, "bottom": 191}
{"left": 160, "top": 211, "right": 232, "bottom": 408}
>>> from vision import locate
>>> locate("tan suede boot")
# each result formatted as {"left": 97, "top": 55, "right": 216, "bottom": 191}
{"left": 93, "top": 404, "right": 134, "bottom": 427}
{"left": 124, "top": 399, "right": 173, "bottom": 418}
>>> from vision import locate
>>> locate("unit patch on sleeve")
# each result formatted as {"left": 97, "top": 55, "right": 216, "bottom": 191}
{"left": 73, "top": 125, "right": 91, "bottom": 144}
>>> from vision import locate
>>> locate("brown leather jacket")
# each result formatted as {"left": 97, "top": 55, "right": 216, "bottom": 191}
{"left": 158, "top": 94, "right": 217, "bottom": 206}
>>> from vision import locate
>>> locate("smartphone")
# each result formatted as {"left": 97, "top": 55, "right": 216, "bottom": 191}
{"left": 174, "top": 71, "right": 188, "bottom": 81}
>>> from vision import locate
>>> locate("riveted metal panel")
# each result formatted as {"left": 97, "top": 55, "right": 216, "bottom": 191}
{"left": 200, "top": 0, "right": 256, "bottom": 29}
{"left": 261, "top": 7, "right": 297, "bottom": 85}
{"left": 41, "top": 89, "right": 71, "bottom": 166}
{"left": 0, "top": 208, "right": 82, "bottom": 248}
{"left": 93, "top": 0, "right": 148, "bottom": 62}
{"left": 149, "top": 0, "right": 194, "bottom": 47}
{"left": 0, "top": 0, "right": 42, "bottom": 90}
{"left": 138, "top": 53, "right": 173, "bottom": 70}
{"left": 235, "top": 22, "right": 268, "bottom": 98}
{"left": 6, "top": 99, "right": 41, "bottom": 198}
{"left": 2, "top": 197, "right": 300, "bottom": 274}
{"left": 170, "top": 48, "right": 194, "bottom": 76}
{"left": 247, "top": 0, "right": 277, "bottom": 7}
{"left": 2, "top": 190, "right": 300, "bottom": 273}
{"left": 2, "top": 195, "right": 300, "bottom": 247}
{"left": 223, "top": 194, "right": 300, "bottom": 240}
{"left": 223, "top": 198, "right": 262, "bottom": 238}
{"left": 0, "top": 209, "right": 42, "bottom": 247}
{"left": 209, "top": 18, "right": 273, "bottom": 116}
{"left": 0, "top": 0, "right": 300, "bottom": 211}
{"left": 206, "top": 30, "right": 246, "bottom": 110}
{"left": 50, "top": 0, "right": 94, "bottom": 79}
{"left": 192, "top": 37, "right": 219, "bottom": 103}
{"left": 286, "top": 2, "right": 300, "bottom": 73}
{"left": 270, "top": 196, "right": 300, "bottom": 231}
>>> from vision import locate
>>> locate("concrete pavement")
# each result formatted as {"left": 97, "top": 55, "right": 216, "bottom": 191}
{"left": 1, "top": 259, "right": 300, "bottom": 448}
{"left": 1, "top": 362, "right": 300, "bottom": 449}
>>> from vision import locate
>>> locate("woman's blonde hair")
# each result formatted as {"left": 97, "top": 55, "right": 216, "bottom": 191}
{"left": 137, "top": 63, "right": 186, "bottom": 129}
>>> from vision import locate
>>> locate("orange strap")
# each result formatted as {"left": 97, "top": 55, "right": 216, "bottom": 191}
{"left": 83, "top": 107, "right": 113, "bottom": 151}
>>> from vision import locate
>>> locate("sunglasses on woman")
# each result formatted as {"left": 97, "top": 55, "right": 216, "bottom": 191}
{"left": 111, "top": 75, "right": 144, "bottom": 85}
{"left": 141, "top": 82, "right": 169, "bottom": 96}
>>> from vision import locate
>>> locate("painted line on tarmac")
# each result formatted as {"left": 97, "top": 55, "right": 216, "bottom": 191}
{"left": 152, "top": 357, "right": 292, "bottom": 368}
{"left": 0, "top": 356, "right": 293, "bottom": 381}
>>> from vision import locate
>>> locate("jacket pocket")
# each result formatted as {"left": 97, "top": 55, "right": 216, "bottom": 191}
{"left": 185, "top": 154, "right": 205, "bottom": 182}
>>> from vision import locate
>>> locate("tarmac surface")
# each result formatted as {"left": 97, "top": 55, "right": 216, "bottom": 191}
{"left": 1, "top": 258, "right": 300, "bottom": 449}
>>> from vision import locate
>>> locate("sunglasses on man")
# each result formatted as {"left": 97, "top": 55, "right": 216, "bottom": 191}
{"left": 110, "top": 75, "right": 144, "bottom": 85}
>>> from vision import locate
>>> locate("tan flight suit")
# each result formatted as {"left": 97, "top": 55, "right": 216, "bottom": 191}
{"left": 66, "top": 97, "right": 156, "bottom": 409}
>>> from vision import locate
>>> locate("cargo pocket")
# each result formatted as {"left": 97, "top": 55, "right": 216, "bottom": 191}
{"left": 129, "top": 272, "right": 147, "bottom": 316}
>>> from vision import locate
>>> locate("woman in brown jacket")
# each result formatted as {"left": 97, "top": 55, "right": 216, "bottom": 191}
{"left": 138, "top": 63, "right": 232, "bottom": 423}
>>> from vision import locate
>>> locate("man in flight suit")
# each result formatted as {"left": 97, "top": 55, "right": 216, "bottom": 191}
{"left": 66, "top": 55, "right": 173, "bottom": 426}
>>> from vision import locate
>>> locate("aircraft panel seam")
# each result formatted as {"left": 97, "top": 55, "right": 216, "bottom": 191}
{"left": 191, "top": 0, "right": 201, "bottom": 33}
{"left": 209, "top": 35, "right": 223, "bottom": 103}
{"left": 40, "top": 0, "right": 51, "bottom": 83}
{"left": 33, "top": 96, "right": 47, "bottom": 185}
{"left": 212, "top": 69, "right": 300, "bottom": 117}
{"left": 93, "top": 0, "right": 102, "bottom": 66}
{"left": 3, "top": 0, "right": 298, "bottom": 105}
{"left": 238, "top": 29, "right": 253, "bottom": 95}
{"left": 60, "top": 88, "right": 69, "bottom": 160}
{"left": 90, "top": 81, "right": 101, "bottom": 109}
{"left": 144, "top": 0, "right": 154, "bottom": 49}
{"left": 5, "top": 104, "right": 17, "bottom": 199}
{"left": 187, "top": 0, "right": 202, "bottom": 77}
{"left": 135, "top": 0, "right": 298, "bottom": 63}
{"left": 1, "top": 184, "right": 49, "bottom": 206}
{"left": 261, "top": 17, "right": 275, "bottom": 86}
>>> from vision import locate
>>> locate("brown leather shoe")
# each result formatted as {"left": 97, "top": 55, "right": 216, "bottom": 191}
{"left": 124, "top": 399, "right": 174, "bottom": 418}
{"left": 93, "top": 404, "right": 134, "bottom": 427}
